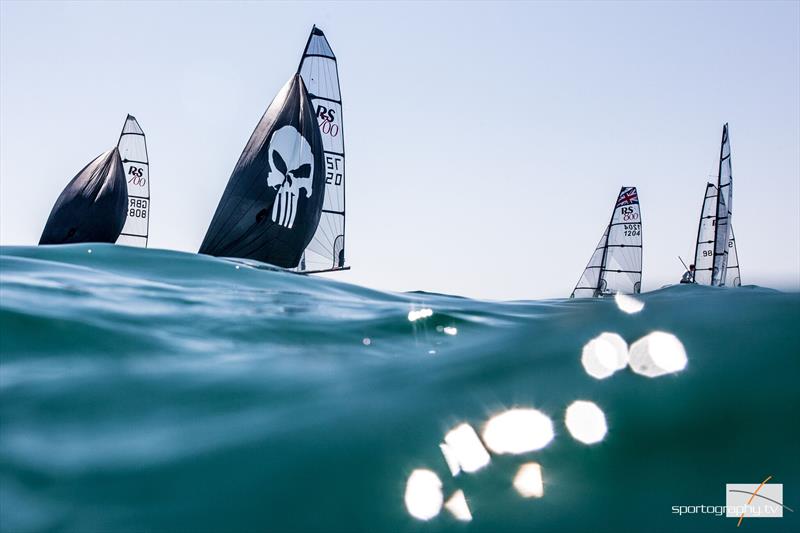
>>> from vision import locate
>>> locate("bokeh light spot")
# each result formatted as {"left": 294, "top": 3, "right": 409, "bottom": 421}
{"left": 565, "top": 400, "right": 607, "bottom": 444}
{"left": 482, "top": 408, "right": 554, "bottom": 454}
{"left": 404, "top": 469, "right": 443, "bottom": 520}
{"left": 513, "top": 463, "right": 544, "bottom": 498}
{"left": 629, "top": 331, "right": 687, "bottom": 377}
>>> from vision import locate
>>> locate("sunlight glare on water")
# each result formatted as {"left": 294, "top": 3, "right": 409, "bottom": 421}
{"left": 581, "top": 332, "right": 629, "bottom": 379}
{"left": 482, "top": 408, "right": 554, "bottom": 454}
{"left": 408, "top": 308, "right": 433, "bottom": 322}
{"left": 513, "top": 463, "right": 544, "bottom": 498}
{"left": 444, "top": 490, "right": 472, "bottom": 521}
{"left": 565, "top": 400, "right": 607, "bottom": 444}
{"left": 441, "top": 423, "right": 490, "bottom": 474}
{"left": 404, "top": 469, "right": 443, "bottom": 521}
{"left": 615, "top": 293, "right": 645, "bottom": 313}
{"left": 629, "top": 332, "right": 687, "bottom": 378}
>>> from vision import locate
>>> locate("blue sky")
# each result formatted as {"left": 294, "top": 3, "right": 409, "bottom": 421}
{"left": 1, "top": 1, "right": 798, "bottom": 299}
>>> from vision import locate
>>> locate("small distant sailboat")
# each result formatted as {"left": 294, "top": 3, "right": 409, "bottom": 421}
{"left": 294, "top": 26, "right": 348, "bottom": 273}
{"left": 116, "top": 115, "right": 150, "bottom": 247}
{"left": 571, "top": 187, "right": 643, "bottom": 298}
{"left": 199, "top": 73, "right": 326, "bottom": 268}
{"left": 39, "top": 148, "right": 128, "bottom": 245}
{"left": 688, "top": 124, "right": 740, "bottom": 286}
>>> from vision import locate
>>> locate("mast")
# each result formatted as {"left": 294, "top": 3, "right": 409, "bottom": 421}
{"left": 711, "top": 123, "right": 732, "bottom": 286}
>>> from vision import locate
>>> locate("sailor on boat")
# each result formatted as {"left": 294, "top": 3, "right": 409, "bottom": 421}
{"left": 680, "top": 264, "right": 696, "bottom": 284}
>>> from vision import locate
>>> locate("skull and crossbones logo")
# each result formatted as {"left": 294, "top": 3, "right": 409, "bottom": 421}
{"left": 265, "top": 125, "right": 314, "bottom": 229}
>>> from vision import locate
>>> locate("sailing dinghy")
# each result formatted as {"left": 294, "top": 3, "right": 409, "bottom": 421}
{"left": 39, "top": 148, "right": 128, "bottom": 245}
{"left": 294, "top": 26, "right": 348, "bottom": 273}
{"left": 689, "top": 124, "right": 738, "bottom": 286}
{"left": 116, "top": 115, "right": 150, "bottom": 247}
{"left": 690, "top": 183, "right": 741, "bottom": 286}
{"left": 199, "top": 73, "right": 326, "bottom": 268}
{"left": 571, "top": 187, "right": 643, "bottom": 298}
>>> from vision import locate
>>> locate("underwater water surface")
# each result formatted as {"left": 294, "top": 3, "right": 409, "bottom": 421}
{"left": 1, "top": 244, "right": 798, "bottom": 532}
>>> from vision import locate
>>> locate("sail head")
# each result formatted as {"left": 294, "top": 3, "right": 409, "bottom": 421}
{"left": 39, "top": 148, "right": 128, "bottom": 245}
{"left": 199, "top": 74, "right": 326, "bottom": 268}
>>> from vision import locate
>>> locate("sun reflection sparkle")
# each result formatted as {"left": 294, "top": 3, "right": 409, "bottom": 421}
{"left": 629, "top": 331, "right": 687, "bottom": 377}
{"left": 404, "top": 469, "right": 443, "bottom": 520}
{"left": 442, "top": 423, "right": 490, "bottom": 474}
{"left": 482, "top": 408, "right": 554, "bottom": 454}
{"left": 513, "top": 463, "right": 544, "bottom": 498}
{"left": 565, "top": 400, "right": 607, "bottom": 444}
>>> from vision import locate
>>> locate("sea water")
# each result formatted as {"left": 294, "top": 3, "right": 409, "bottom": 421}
{"left": 1, "top": 244, "right": 798, "bottom": 532}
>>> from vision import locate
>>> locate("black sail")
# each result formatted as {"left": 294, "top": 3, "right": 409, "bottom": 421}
{"left": 39, "top": 148, "right": 128, "bottom": 245}
{"left": 199, "top": 73, "right": 326, "bottom": 268}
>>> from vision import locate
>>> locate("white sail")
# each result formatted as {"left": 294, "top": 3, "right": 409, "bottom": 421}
{"left": 295, "top": 26, "right": 347, "bottom": 273}
{"left": 692, "top": 183, "right": 717, "bottom": 285}
{"left": 116, "top": 115, "right": 150, "bottom": 247}
{"left": 571, "top": 227, "right": 609, "bottom": 298}
{"left": 571, "top": 187, "right": 642, "bottom": 298}
{"left": 727, "top": 226, "right": 741, "bottom": 287}
{"left": 711, "top": 123, "right": 732, "bottom": 285}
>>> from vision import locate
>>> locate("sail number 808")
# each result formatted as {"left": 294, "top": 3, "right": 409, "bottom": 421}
{"left": 129, "top": 198, "right": 148, "bottom": 218}
{"left": 623, "top": 223, "right": 640, "bottom": 237}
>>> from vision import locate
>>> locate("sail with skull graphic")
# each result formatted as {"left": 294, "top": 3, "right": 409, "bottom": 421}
{"left": 116, "top": 115, "right": 150, "bottom": 248}
{"left": 40, "top": 148, "right": 128, "bottom": 245}
{"left": 571, "top": 186, "right": 643, "bottom": 298}
{"left": 199, "top": 73, "right": 326, "bottom": 268}
{"left": 294, "top": 26, "right": 348, "bottom": 273}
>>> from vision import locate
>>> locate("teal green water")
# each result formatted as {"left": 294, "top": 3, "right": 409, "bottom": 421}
{"left": 1, "top": 244, "right": 798, "bottom": 532}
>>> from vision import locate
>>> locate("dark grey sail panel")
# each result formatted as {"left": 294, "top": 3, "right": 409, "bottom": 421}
{"left": 295, "top": 26, "right": 347, "bottom": 273}
{"left": 199, "top": 73, "right": 326, "bottom": 268}
{"left": 39, "top": 148, "right": 128, "bottom": 245}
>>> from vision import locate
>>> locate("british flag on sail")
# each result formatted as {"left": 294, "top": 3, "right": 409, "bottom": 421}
{"left": 615, "top": 187, "right": 639, "bottom": 207}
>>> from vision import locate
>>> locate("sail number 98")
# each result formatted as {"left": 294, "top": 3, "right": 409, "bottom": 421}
{"left": 623, "top": 223, "right": 640, "bottom": 237}
{"left": 129, "top": 198, "right": 148, "bottom": 218}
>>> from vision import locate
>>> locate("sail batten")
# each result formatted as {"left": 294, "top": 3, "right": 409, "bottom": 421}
{"left": 571, "top": 187, "right": 642, "bottom": 298}
{"left": 116, "top": 115, "right": 150, "bottom": 248}
{"left": 294, "top": 26, "right": 347, "bottom": 273}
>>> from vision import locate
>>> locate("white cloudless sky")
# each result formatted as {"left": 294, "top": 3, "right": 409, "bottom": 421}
{"left": 1, "top": 0, "right": 798, "bottom": 299}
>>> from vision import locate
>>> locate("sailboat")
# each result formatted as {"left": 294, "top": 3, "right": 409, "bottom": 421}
{"left": 690, "top": 183, "right": 741, "bottom": 286}
{"left": 199, "top": 73, "right": 326, "bottom": 268}
{"left": 39, "top": 148, "right": 128, "bottom": 245}
{"left": 294, "top": 26, "right": 349, "bottom": 273}
{"left": 116, "top": 115, "right": 150, "bottom": 247}
{"left": 571, "top": 187, "right": 643, "bottom": 298}
{"left": 689, "top": 124, "right": 739, "bottom": 286}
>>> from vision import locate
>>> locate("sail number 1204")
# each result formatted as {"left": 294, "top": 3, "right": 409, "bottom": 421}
{"left": 623, "top": 223, "right": 640, "bottom": 237}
